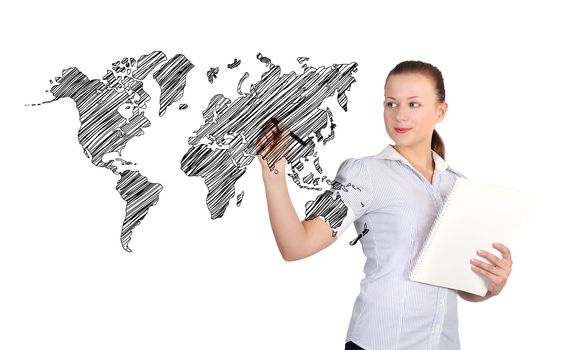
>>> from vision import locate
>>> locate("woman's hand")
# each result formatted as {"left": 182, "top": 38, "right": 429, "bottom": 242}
{"left": 256, "top": 118, "right": 291, "bottom": 180}
{"left": 470, "top": 242, "right": 513, "bottom": 297}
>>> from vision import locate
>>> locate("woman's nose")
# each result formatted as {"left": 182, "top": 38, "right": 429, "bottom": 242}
{"left": 395, "top": 108, "right": 408, "bottom": 121}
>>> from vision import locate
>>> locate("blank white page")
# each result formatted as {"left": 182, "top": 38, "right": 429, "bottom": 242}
{"left": 410, "top": 177, "right": 532, "bottom": 296}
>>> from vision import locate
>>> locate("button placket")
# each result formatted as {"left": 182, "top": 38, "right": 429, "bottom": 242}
{"left": 400, "top": 161, "right": 442, "bottom": 210}
{"left": 428, "top": 288, "right": 448, "bottom": 349}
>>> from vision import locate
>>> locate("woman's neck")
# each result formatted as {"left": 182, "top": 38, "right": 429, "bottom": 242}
{"left": 392, "top": 143, "right": 435, "bottom": 174}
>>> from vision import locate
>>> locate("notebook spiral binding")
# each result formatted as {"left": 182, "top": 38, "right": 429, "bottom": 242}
{"left": 410, "top": 177, "right": 464, "bottom": 279}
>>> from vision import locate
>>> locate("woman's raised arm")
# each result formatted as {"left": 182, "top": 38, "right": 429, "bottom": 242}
{"left": 259, "top": 156, "right": 335, "bottom": 261}
{"left": 257, "top": 121, "right": 336, "bottom": 261}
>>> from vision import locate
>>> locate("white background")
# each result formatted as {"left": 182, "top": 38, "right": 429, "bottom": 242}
{"left": 1, "top": 1, "right": 570, "bottom": 349}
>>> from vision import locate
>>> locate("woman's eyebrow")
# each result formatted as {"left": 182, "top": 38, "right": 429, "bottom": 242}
{"left": 385, "top": 95, "right": 422, "bottom": 100}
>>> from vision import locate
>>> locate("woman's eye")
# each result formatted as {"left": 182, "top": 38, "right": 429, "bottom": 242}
{"left": 410, "top": 102, "right": 420, "bottom": 107}
{"left": 386, "top": 102, "right": 396, "bottom": 107}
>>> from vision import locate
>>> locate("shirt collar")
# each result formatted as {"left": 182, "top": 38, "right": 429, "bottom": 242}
{"left": 373, "top": 144, "right": 448, "bottom": 173}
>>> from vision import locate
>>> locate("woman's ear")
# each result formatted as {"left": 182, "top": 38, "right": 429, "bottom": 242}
{"left": 437, "top": 101, "right": 448, "bottom": 122}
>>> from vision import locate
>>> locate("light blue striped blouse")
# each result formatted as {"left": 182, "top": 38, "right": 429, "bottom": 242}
{"left": 326, "top": 144, "right": 466, "bottom": 350}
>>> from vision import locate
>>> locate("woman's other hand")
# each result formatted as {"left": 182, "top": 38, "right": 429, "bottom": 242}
{"left": 470, "top": 242, "right": 513, "bottom": 297}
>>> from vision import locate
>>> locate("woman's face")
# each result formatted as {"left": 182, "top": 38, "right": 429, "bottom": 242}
{"left": 383, "top": 73, "right": 447, "bottom": 148}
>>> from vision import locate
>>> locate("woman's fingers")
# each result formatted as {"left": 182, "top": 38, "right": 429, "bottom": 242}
{"left": 477, "top": 244, "right": 512, "bottom": 271}
{"left": 476, "top": 249, "right": 501, "bottom": 266}
{"left": 257, "top": 154, "right": 265, "bottom": 165}
{"left": 493, "top": 242, "right": 512, "bottom": 264}
{"left": 470, "top": 258, "right": 505, "bottom": 277}
{"left": 256, "top": 119, "right": 280, "bottom": 152}
{"left": 470, "top": 262, "right": 504, "bottom": 283}
{"left": 256, "top": 124, "right": 275, "bottom": 155}
{"left": 470, "top": 264, "right": 504, "bottom": 295}
{"left": 256, "top": 118, "right": 291, "bottom": 159}
{"left": 470, "top": 243, "right": 513, "bottom": 296}
{"left": 256, "top": 118, "right": 292, "bottom": 177}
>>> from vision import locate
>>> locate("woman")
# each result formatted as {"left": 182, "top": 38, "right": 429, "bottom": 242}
{"left": 257, "top": 60, "right": 513, "bottom": 350}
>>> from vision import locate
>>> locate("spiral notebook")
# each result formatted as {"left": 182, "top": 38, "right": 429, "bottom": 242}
{"left": 409, "top": 177, "right": 532, "bottom": 296}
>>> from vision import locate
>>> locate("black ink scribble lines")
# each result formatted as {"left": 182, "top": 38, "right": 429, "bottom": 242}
{"left": 303, "top": 179, "right": 364, "bottom": 238}
{"left": 256, "top": 52, "right": 272, "bottom": 66}
{"left": 227, "top": 58, "right": 241, "bottom": 69}
{"left": 297, "top": 57, "right": 310, "bottom": 64}
{"left": 237, "top": 72, "right": 249, "bottom": 96}
{"left": 45, "top": 51, "right": 192, "bottom": 252}
{"left": 207, "top": 67, "right": 219, "bottom": 83}
{"left": 153, "top": 54, "right": 194, "bottom": 117}
{"left": 116, "top": 170, "right": 162, "bottom": 252}
{"left": 314, "top": 157, "right": 323, "bottom": 174}
{"left": 181, "top": 53, "right": 358, "bottom": 221}
{"left": 236, "top": 191, "right": 245, "bottom": 207}
{"left": 349, "top": 222, "right": 369, "bottom": 246}
{"left": 133, "top": 51, "right": 166, "bottom": 80}
{"left": 37, "top": 50, "right": 360, "bottom": 252}
{"left": 304, "top": 190, "right": 348, "bottom": 238}
{"left": 270, "top": 117, "right": 307, "bottom": 147}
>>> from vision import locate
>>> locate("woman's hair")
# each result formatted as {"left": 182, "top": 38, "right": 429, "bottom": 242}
{"left": 384, "top": 60, "right": 447, "bottom": 160}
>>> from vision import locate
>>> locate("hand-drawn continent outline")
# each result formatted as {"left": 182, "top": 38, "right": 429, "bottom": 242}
{"left": 33, "top": 51, "right": 362, "bottom": 252}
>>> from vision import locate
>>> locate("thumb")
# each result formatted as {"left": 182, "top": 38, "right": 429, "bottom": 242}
{"left": 257, "top": 154, "right": 267, "bottom": 166}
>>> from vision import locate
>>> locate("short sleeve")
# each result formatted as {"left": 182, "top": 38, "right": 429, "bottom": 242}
{"left": 303, "top": 158, "right": 373, "bottom": 238}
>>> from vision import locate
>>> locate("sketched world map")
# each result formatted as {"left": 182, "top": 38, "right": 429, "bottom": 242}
{"left": 32, "top": 51, "right": 360, "bottom": 252}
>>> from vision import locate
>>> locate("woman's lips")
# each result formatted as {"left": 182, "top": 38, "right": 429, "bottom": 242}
{"left": 395, "top": 128, "right": 412, "bottom": 133}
